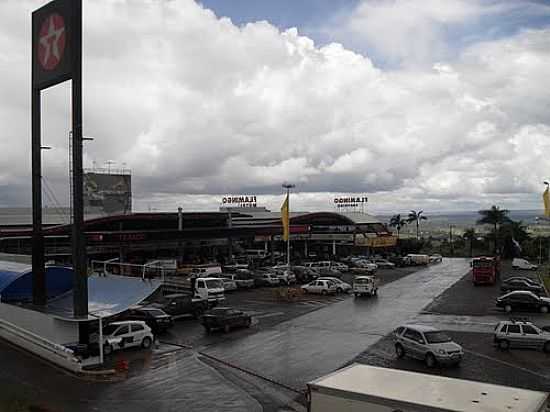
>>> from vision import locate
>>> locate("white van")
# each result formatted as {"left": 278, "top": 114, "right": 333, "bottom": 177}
{"left": 512, "top": 258, "right": 538, "bottom": 271}
{"left": 353, "top": 276, "right": 379, "bottom": 297}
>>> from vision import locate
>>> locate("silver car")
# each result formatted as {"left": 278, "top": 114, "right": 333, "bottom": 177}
{"left": 393, "top": 324, "right": 463, "bottom": 367}
{"left": 494, "top": 320, "right": 550, "bottom": 352}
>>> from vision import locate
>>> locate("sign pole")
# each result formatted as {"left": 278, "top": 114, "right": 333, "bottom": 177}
{"left": 31, "top": 87, "right": 46, "bottom": 306}
{"left": 71, "top": 0, "right": 88, "bottom": 319}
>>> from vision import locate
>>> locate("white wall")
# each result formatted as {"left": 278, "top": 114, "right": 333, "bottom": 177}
{"left": 0, "top": 302, "right": 78, "bottom": 344}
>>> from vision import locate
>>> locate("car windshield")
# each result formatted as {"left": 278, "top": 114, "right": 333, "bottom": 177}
{"left": 424, "top": 331, "right": 452, "bottom": 344}
{"left": 205, "top": 279, "right": 223, "bottom": 288}
{"left": 355, "top": 278, "right": 371, "bottom": 284}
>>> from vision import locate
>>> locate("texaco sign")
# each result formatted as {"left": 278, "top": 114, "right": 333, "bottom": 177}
{"left": 38, "top": 13, "right": 66, "bottom": 71}
{"left": 32, "top": 0, "right": 76, "bottom": 89}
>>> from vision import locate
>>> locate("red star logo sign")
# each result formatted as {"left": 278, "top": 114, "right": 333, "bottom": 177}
{"left": 38, "top": 13, "right": 66, "bottom": 71}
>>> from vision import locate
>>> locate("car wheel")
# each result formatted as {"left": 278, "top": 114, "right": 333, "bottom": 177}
{"left": 498, "top": 339, "right": 510, "bottom": 351}
{"left": 224, "top": 324, "right": 231, "bottom": 333}
{"left": 245, "top": 318, "right": 252, "bottom": 328}
{"left": 543, "top": 342, "right": 550, "bottom": 353}
{"left": 425, "top": 353, "right": 437, "bottom": 368}
{"left": 321, "top": 290, "right": 328, "bottom": 295}
{"left": 103, "top": 343, "right": 113, "bottom": 356}
{"left": 337, "top": 287, "right": 343, "bottom": 294}
{"left": 373, "top": 289, "right": 378, "bottom": 296}
{"left": 541, "top": 306, "right": 549, "bottom": 314}
{"left": 354, "top": 293, "right": 359, "bottom": 297}
{"left": 504, "top": 304, "right": 512, "bottom": 313}
{"left": 395, "top": 344, "right": 405, "bottom": 358}
{"left": 141, "top": 336, "right": 152, "bottom": 349}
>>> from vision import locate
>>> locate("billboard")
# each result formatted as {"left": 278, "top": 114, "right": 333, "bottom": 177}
{"left": 84, "top": 172, "right": 132, "bottom": 215}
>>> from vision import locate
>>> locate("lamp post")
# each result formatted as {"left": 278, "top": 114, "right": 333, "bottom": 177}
{"left": 282, "top": 183, "right": 295, "bottom": 267}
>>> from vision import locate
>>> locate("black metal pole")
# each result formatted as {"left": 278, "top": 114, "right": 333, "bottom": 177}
{"left": 31, "top": 85, "right": 46, "bottom": 306}
{"left": 71, "top": 0, "right": 87, "bottom": 319}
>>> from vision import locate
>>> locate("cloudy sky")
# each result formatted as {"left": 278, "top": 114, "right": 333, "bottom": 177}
{"left": 1, "top": 0, "right": 550, "bottom": 214}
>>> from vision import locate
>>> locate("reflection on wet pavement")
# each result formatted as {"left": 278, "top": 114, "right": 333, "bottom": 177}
{"left": 203, "top": 259, "right": 470, "bottom": 388}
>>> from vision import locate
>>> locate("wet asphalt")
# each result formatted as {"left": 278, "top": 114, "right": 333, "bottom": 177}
{"left": 0, "top": 258, "right": 472, "bottom": 411}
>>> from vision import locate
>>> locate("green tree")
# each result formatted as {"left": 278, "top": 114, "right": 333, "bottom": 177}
{"left": 476, "top": 206, "right": 511, "bottom": 255}
{"left": 389, "top": 214, "right": 407, "bottom": 239}
{"left": 462, "top": 228, "right": 476, "bottom": 257}
{"left": 407, "top": 210, "right": 427, "bottom": 240}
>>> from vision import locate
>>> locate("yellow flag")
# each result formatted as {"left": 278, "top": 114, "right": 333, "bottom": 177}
{"left": 544, "top": 186, "right": 550, "bottom": 217}
{"left": 280, "top": 193, "right": 289, "bottom": 241}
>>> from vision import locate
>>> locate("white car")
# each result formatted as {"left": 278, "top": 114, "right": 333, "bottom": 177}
{"left": 99, "top": 321, "right": 154, "bottom": 356}
{"left": 302, "top": 279, "right": 338, "bottom": 295}
{"left": 271, "top": 266, "right": 297, "bottom": 285}
{"left": 351, "top": 258, "right": 378, "bottom": 272}
{"left": 512, "top": 258, "right": 538, "bottom": 271}
{"left": 219, "top": 276, "right": 238, "bottom": 291}
{"left": 331, "top": 262, "right": 349, "bottom": 272}
{"left": 371, "top": 258, "right": 395, "bottom": 269}
{"left": 394, "top": 325, "right": 463, "bottom": 367}
{"left": 318, "top": 277, "right": 352, "bottom": 293}
{"left": 429, "top": 254, "right": 443, "bottom": 263}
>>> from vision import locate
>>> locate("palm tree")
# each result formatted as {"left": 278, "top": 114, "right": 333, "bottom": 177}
{"left": 407, "top": 210, "right": 427, "bottom": 240}
{"left": 477, "top": 206, "right": 511, "bottom": 255}
{"left": 463, "top": 228, "right": 476, "bottom": 257}
{"left": 389, "top": 214, "right": 407, "bottom": 239}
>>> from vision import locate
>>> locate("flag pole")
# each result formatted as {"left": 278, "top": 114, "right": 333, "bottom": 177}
{"left": 282, "top": 183, "right": 295, "bottom": 267}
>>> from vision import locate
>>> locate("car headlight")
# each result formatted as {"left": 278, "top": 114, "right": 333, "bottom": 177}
{"left": 437, "top": 349, "right": 446, "bottom": 355}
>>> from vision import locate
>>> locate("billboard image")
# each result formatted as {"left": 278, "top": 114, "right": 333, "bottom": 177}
{"left": 84, "top": 172, "right": 132, "bottom": 215}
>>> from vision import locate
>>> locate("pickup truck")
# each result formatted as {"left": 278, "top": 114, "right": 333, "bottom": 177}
{"left": 149, "top": 292, "right": 208, "bottom": 319}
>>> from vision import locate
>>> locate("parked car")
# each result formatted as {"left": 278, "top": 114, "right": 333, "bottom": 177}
{"left": 149, "top": 292, "right": 208, "bottom": 319}
{"left": 318, "top": 277, "right": 352, "bottom": 294}
{"left": 350, "top": 258, "right": 377, "bottom": 273}
{"left": 301, "top": 279, "right": 338, "bottom": 295}
{"left": 252, "top": 271, "right": 281, "bottom": 287}
{"left": 494, "top": 320, "right": 550, "bottom": 352}
{"left": 99, "top": 321, "right": 154, "bottom": 356}
{"left": 305, "top": 261, "right": 345, "bottom": 277}
{"left": 331, "top": 262, "right": 349, "bottom": 272}
{"left": 353, "top": 276, "right": 378, "bottom": 297}
{"left": 271, "top": 266, "right": 297, "bottom": 285}
{"left": 504, "top": 276, "right": 541, "bottom": 286}
{"left": 512, "top": 258, "right": 538, "bottom": 271}
{"left": 388, "top": 256, "right": 410, "bottom": 267}
{"left": 371, "top": 258, "right": 395, "bottom": 269}
{"left": 201, "top": 307, "right": 252, "bottom": 333}
{"left": 122, "top": 307, "right": 173, "bottom": 334}
{"left": 496, "top": 291, "right": 550, "bottom": 313}
{"left": 227, "top": 272, "right": 255, "bottom": 288}
{"left": 500, "top": 279, "right": 544, "bottom": 295}
{"left": 393, "top": 325, "right": 463, "bottom": 367}
{"left": 292, "top": 265, "right": 320, "bottom": 283}
{"left": 429, "top": 254, "right": 443, "bottom": 263}
{"left": 217, "top": 276, "right": 238, "bottom": 292}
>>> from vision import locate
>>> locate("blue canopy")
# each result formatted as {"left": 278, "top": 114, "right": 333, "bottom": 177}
{"left": 0, "top": 260, "right": 73, "bottom": 302}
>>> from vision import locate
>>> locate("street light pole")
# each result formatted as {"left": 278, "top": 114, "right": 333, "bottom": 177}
{"left": 282, "top": 183, "right": 295, "bottom": 267}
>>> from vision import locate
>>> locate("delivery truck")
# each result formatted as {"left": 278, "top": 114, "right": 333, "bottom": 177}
{"left": 307, "top": 364, "right": 549, "bottom": 412}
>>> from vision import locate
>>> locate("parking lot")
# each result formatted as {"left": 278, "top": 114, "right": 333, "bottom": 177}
{"left": 2, "top": 258, "right": 550, "bottom": 412}
{"left": 355, "top": 259, "right": 550, "bottom": 394}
